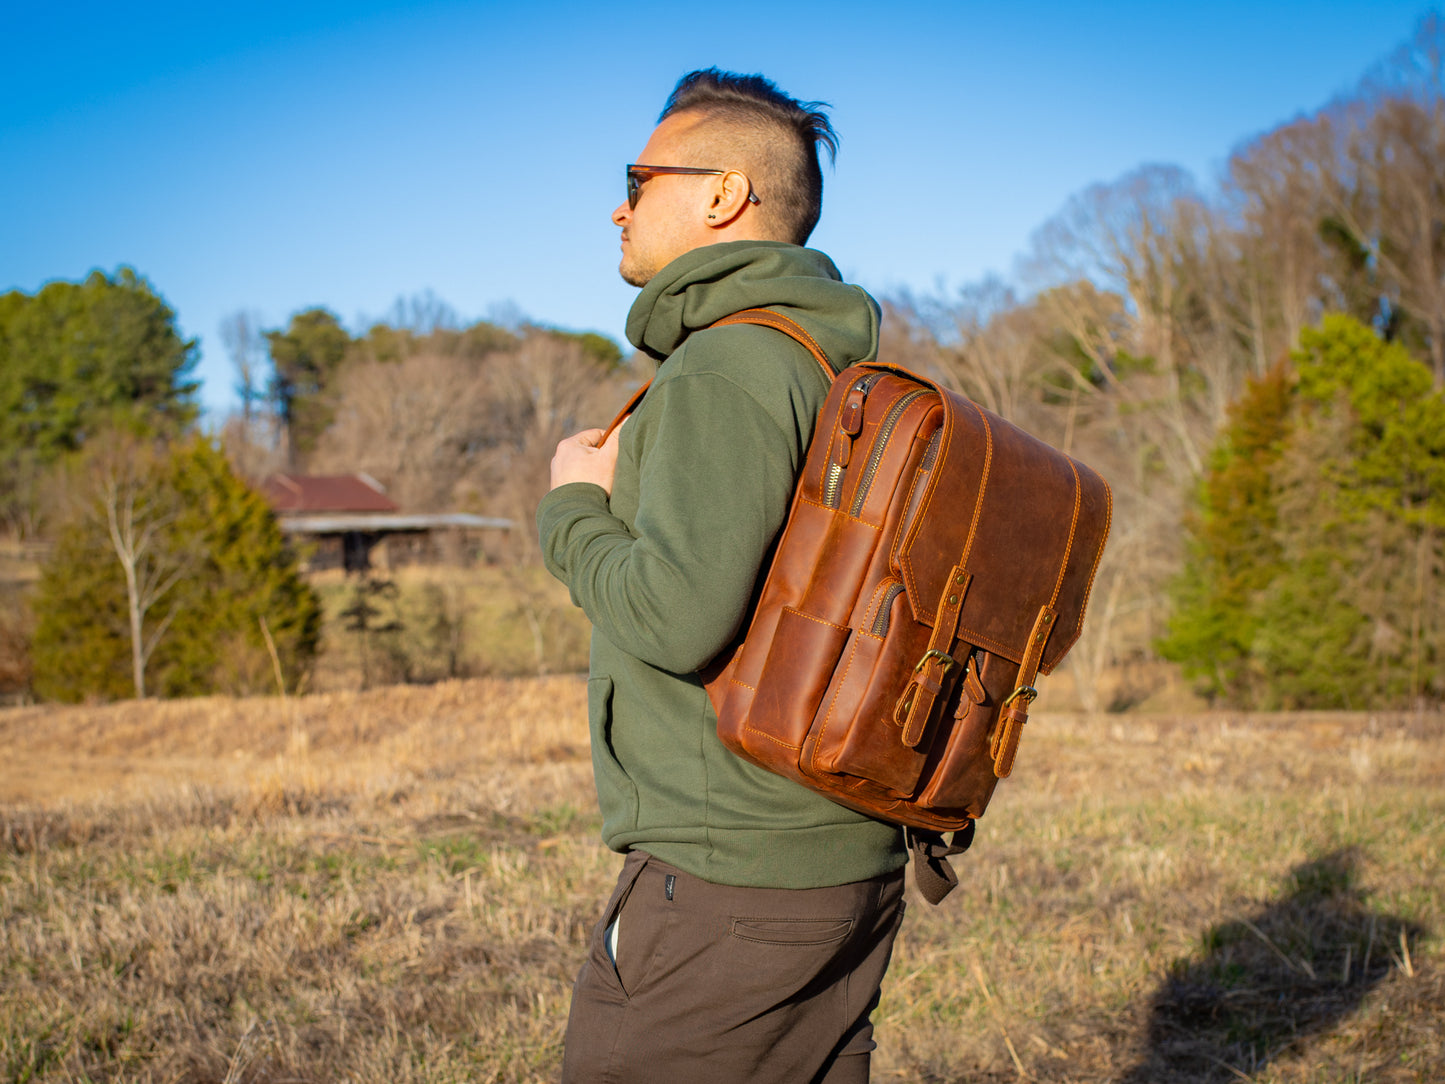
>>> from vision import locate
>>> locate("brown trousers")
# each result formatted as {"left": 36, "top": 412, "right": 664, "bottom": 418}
{"left": 560, "top": 850, "right": 906, "bottom": 1084}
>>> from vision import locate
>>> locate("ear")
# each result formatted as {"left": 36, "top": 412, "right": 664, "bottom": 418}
{"left": 704, "top": 169, "right": 755, "bottom": 230}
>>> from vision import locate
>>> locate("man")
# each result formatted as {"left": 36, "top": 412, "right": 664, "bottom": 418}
{"left": 538, "top": 69, "right": 907, "bottom": 1083}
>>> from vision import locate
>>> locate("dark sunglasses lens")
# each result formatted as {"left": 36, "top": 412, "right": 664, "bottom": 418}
{"left": 627, "top": 171, "right": 643, "bottom": 210}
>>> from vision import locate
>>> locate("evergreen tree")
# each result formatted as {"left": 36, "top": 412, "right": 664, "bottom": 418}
{"left": 265, "top": 308, "right": 353, "bottom": 460}
{"left": 1158, "top": 365, "right": 1293, "bottom": 702}
{"left": 154, "top": 439, "right": 323, "bottom": 696}
{"left": 1252, "top": 405, "right": 1388, "bottom": 708}
{"left": 1268, "top": 315, "right": 1445, "bottom": 706}
{"left": 30, "top": 515, "right": 135, "bottom": 702}
{"left": 0, "top": 268, "right": 197, "bottom": 533}
{"left": 31, "top": 437, "right": 321, "bottom": 701}
{"left": 1162, "top": 314, "right": 1445, "bottom": 708}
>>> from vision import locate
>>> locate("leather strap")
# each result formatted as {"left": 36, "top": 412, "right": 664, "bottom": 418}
{"left": 599, "top": 382, "right": 650, "bottom": 443}
{"left": 906, "top": 823, "right": 975, "bottom": 904}
{"left": 711, "top": 309, "right": 836, "bottom": 379}
{"left": 895, "top": 566, "right": 971, "bottom": 746}
{"left": 599, "top": 308, "right": 836, "bottom": 442}
{"left": 989, "top": 604, "right": 1058, "bottom": 777}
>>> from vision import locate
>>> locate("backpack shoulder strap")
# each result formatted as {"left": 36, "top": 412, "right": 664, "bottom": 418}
{"left": 711, "top": 308, "right": 837, "bottom": 380}
{"left": 599, "top": 308, "right": 835, "bottom": 441}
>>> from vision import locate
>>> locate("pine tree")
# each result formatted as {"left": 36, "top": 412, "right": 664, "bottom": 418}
{"left": 31, "top": 436, "right": 321, "bottom": 701}
{"left": 30, "top": 518, "right": 134, "bottom": 702}
{"left": 1158, "top": 365, "right": 1293, "bottom": 702}
{"left": 1162, "top": 314, "right": 1445, "bottom": 708}
{"left": 153, "top": 439, "right": 322, "bottom": 697}
{"left": 0, "top": 269, "right": 197, "bottom": 536}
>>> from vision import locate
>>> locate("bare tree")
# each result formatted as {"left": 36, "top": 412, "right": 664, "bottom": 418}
{"left": 218, "top": 309, "right": 289, "bottom": 481}
{"left": 383, "top": 289, "right": 461, "bottom": 336}
{"left": 310, "top": 328, "right": 629, "bottom": 564}
{"left": 1345, "top": 96, "right": 1445, "bottom": 383}
{"left": 888, "top": 279, "right": 1051, "bottom": 424}
{"left": 219, "top": 310, "right": 265, "bottom": 426}
{"left": 1023, "top": 164, "right": 1219, "bottom": 478}
{"left": 1019, "top": 280, "right": 1136, "bottom": 458}
{"left": 477, "top": 331, "right": 632, "bottom": 562}
{"left": 310, "top": 350, "right": 492, "bottom": 512}
{"left": 77, "top": 434, "right": 199, "bottom": 698}
{"left": 1223, "top": 114, "right": 1344, "bottom": 369}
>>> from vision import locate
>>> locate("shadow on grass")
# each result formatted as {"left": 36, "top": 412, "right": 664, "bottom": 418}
{"left": 1120, "top": 848, "right": 1425, "bottom": 1083}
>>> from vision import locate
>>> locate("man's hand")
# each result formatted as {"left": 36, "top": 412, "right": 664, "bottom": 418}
{"left": 550, "top": 424, "right": 623, "bottom": 495}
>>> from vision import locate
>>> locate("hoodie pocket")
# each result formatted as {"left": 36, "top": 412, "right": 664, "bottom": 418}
{"left": 588, "top": 676, "right": 639, "bottom": 836}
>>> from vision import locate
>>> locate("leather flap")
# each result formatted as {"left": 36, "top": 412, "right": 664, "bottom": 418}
{"left": 892, "top": 377, "right": 1112, "bottom": 673}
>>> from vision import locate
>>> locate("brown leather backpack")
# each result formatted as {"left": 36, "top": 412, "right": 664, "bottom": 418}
{"left": 606, "top": 309, "right": 1112, "bottom": 902}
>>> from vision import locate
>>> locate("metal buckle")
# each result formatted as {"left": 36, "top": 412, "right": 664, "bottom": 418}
{"left": 914, "top": 649, "right": 957, "bottom": 674}
{"left": 1002, "top": 684, "right": 1038, "bottom": 707}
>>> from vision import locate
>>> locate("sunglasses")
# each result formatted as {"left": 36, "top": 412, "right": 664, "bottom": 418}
{"left": 626, "top": 164, "right": 762, "bottom": 210}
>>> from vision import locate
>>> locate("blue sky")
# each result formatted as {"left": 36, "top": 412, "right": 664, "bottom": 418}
{"left": 2, "top": 1, "right": 1434, "bottom": 418}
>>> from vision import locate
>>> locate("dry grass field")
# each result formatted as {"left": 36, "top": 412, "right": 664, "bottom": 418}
{"left": 1, "top": 681, "right": 1440, "bottom": 1083}
{"left": 304, "top": 567, "right": 593, "bottom": 693}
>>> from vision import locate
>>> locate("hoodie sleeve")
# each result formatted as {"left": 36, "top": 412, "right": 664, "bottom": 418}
{"left": 538, "top": 361, "right": 807, "bottom": 674}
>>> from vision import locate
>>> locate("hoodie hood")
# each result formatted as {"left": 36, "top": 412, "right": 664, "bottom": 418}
{"left": 626, "top": 241, "right": 881, "bottom": 370}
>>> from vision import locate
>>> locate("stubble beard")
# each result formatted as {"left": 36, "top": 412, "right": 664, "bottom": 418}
{"left": 618, "top": 238, "right": 654, "bottom": 288}
{"left": 619, "top": 259, "right": 652, "bottom": 288}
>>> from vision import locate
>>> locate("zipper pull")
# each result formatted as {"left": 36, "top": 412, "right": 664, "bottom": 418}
{"left": 840, "top": 385, "right": 868, "bottom": 437}
{"left": 824, "top": 376, "right": 875, "bottom": 507}
{"left": 835, "top": 381, "right": 871, "bottom": 468}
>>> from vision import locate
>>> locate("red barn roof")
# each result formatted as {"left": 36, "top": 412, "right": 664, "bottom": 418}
{"left": 263, "top": 473, "right": 399, "bottom": 514}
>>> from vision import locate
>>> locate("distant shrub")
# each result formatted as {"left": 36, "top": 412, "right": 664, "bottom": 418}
{"left": 0, "top": 589, "right": 32, "bottom": 700}
{"left": 1161, "top": 314, "right": 1445, "bottom": 709}
{"left": 31, "top": 436, "right": 321, "bottom": 701}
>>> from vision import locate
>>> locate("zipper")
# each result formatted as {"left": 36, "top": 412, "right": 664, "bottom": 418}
{"left": 849, "top": 389, "right": 930, "bottom": 516}
{"left": 823, "top": 462, "right": 845, "bottom": 509}
{"left": 917, "top": 427, "right": 941, "bottom": 472}
{"left": 870, "top": 581, "right": 906, "bottom": 637}
{"left": 895, "top": 429, "right": 942, "bottom": 544}
{"left": 822, "top": 373, "right": 886, "bottom": 509}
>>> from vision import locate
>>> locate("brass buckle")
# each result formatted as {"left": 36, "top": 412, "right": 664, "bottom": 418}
{"left": 914, "top": 650, "right": 957, "bottom": 674}
{"left": 1002, "top": 684, "right": 1038, "bottom": 707}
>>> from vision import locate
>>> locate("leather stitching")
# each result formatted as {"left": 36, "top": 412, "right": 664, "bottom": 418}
{"left": 957, "top": 400, "right": 993, "bottom": 572}
{"left": 810, "top": 636, "right": 863, "bottom": 778}
{"left": 744, "top": 724, "right": 803, "bottom": 750}
{"left": 1048, "top": 458, "right": 1082, "bottom": 609}
{"left": 892, "top": 441, "right": 932, "bottom": 569}
{"left": 1042, "top": 461, "right": 1113, "bottom": 672}
{"left": 783, "top": 607, "right": 849, "bottom": 632}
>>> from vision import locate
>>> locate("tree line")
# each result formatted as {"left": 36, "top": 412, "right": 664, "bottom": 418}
{"left": 0, "top": 273, "right": 630, "bottom": 702}
{"left": 881, "top": 16, "right": 1445, "bottom": 709}
{"left": 2, "top": 17, "right": 1441, "bottom": 707}
{"left": 219, "top": 297, "right": 625, "bottom": 560}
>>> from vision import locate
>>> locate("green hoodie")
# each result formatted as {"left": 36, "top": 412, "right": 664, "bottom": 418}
{"left": 538, "top": 241, "right": 907, "bottom": 888}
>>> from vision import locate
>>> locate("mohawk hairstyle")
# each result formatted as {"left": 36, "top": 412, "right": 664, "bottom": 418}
{"left": 659, "top": 68, "right": 837, "bottom": 245}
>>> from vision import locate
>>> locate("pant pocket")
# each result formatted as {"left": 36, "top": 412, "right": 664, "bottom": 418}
{"left": 729, "top": 917, "right": 854, "bottom": 947}
{"left": 613, "top": 861, "right": 678, "bottom": 997}
{"left": 589, "top": 851, "right": 650, "bottom": 994}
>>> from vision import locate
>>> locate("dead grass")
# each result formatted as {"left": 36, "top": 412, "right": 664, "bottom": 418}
{"left": 0, "top": 539, "right": 39, "bottom": 703}
{"left": 307, "top": 565, "right": 592, "bottom": 692}
{"left": 1, "top": 691, "right": 1441, "bottom": 1082}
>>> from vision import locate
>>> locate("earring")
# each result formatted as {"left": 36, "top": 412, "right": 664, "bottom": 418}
{"left": 707, "top": 213, "right": 716, "bottom": 219}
